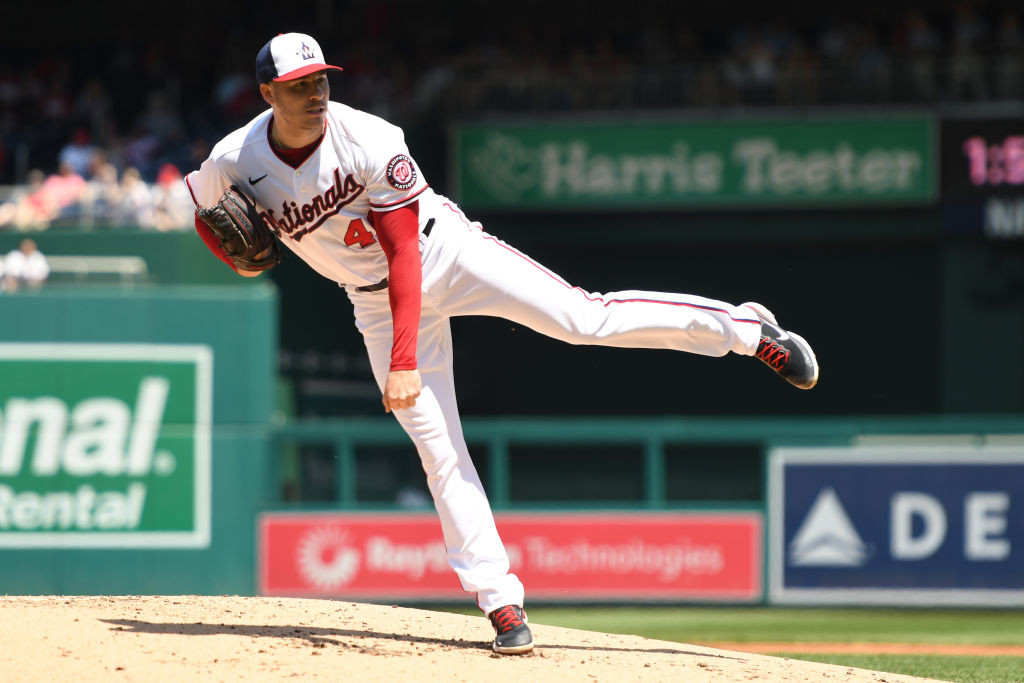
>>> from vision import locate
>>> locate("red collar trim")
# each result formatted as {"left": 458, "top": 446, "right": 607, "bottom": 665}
{"left": 268, "top": 117, "right": 325, "bottom": 168}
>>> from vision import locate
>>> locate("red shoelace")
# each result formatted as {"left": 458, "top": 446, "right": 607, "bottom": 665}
{"left": 490, "top": 606, "right": 525, "bottom": 633}
{"left": 756, "top": 337, "right": 790, "bottom": 370}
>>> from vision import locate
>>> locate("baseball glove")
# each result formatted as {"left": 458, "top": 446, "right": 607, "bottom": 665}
{"left": 197, "top": 185, "right": 281, "bottom": 271}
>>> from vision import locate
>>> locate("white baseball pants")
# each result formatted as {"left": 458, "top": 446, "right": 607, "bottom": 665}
{"left": 348, "top": 202, "right": 762, "bottom": 615}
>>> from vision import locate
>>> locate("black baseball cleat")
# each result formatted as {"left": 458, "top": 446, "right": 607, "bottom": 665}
{"left": 743, "top": 302, "right": 819, "bottom": 390}
{"left": 488, "top": 604, "right": 534, "bottom": 654}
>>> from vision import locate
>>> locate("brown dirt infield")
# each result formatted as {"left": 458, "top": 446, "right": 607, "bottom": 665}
{"left": 1, "top": 595, "right": 945, "bottom": 682}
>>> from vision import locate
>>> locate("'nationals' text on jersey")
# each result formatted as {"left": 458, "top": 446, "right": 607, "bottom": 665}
{"left": 262, "top": 167, "right": 365, "bottom": 241}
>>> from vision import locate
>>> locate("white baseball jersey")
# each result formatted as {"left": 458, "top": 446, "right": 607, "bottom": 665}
{"left": 186, "top": 101, "right": 433, "bottom": 288}
{"left": 187, "top": 100, "right": 765, "bottom": 616}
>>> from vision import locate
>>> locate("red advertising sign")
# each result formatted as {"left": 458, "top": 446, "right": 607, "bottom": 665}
{"left": 258, "top": 511, "right": 762, "bottom": 601}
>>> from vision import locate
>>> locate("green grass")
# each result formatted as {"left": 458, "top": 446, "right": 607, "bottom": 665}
{"left": 518, "top": 606, "right": 1024, "bottom": 645}
{"left": 775, "top": 654, "right": 1024, "bottom": 683}
{"left": 423, "top": 605, "right": 1024, "bottom": 682}
{"left": 434, "top": 605, "right": 1024, "bottom": 645}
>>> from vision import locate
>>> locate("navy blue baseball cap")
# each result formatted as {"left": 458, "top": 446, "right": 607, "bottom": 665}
{"left": 255, "top": 33, "right": 343, "bottom": 84}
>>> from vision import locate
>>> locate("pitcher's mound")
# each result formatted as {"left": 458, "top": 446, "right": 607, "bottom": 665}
{"left": 1, "top": 596, "right": 937, "bottom": 682}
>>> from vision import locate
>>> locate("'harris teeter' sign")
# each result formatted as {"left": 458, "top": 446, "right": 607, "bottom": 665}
{"left": 454, "top": 117, "right": 935, "bottom": 209}
{"left": 0, "top": 344, "right": 212, "bottom": 548}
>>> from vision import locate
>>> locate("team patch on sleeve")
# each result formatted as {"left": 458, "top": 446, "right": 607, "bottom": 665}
{"left": 386, "top": 154, "right": 417, "bottom": 190}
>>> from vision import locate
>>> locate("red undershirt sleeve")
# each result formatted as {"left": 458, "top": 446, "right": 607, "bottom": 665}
{"left": 194, "top": 212, "right": 238, "bottom": 271}
{"left": 371, "top": 202, "right": 421, "bottom": 372}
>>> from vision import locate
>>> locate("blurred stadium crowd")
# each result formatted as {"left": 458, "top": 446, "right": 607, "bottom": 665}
{"left": 0, "top": 0, "right": 1021, "bottom": 231}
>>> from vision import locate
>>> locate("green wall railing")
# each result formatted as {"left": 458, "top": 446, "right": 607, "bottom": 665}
{"left": 270, "top": 414, "right": 1024, "bottom": 509}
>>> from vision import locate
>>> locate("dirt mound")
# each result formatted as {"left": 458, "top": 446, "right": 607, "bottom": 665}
{"left": 1, "top": 596, "right": 939, "bottom": 682}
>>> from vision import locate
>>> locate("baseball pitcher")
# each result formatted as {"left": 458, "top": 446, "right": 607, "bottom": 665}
{"left": 186, "top": 32, "right": 819, "bottom": 655}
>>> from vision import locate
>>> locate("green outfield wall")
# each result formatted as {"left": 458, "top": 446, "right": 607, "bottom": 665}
{"left": 0, "top": 230, "right": 238, "bottom": 285}
{"left": 0, "top": 283, "right": 278, "bottom": 594}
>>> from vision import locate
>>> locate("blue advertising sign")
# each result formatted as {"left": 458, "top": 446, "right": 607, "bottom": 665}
{"left": 768, "top": 446, "right": 1024, "bottom": 606}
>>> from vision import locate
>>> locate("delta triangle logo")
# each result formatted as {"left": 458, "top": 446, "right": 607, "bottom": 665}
{"left": 788, "top": 487, "right": 870, "bottom": 567}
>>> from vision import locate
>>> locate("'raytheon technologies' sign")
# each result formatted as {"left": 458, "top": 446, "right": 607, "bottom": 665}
{"left": 259, "top": 511, "right": 762, "bottom": 602}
